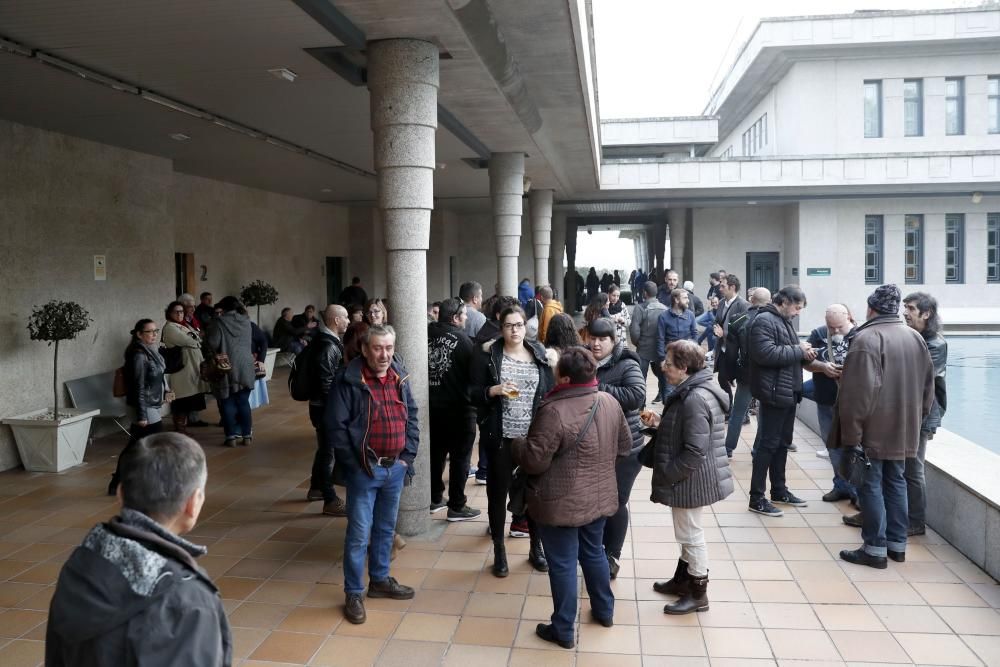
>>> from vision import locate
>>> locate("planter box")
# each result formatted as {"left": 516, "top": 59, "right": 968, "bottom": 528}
{"left": 264, "top": 347, "right": 280, "bottom": 382}
{"left": 3, "top": 408, "right": 100, "bottom": 472}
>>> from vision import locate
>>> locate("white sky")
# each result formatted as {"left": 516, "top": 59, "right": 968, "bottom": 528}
{"left": 593, "top": 0, "right": 982, "bottom": 118}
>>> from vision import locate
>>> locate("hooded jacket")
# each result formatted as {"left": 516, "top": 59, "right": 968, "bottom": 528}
{"left": 595, "top": 343, "right": 646, "bottom": 453}
{"left": 206, "top": 311, "right": 255, "bottom": 399}
{"left": 46, "top": 508, "right": 231, "bottom": 667}
{"left": 650, "top": 369, "right": 734, "bottom": 509}
{"left": 427, "top": 320, "right": 474, "bottom": 409}
{"left": 325, "top": 356, "right": 419, "bottom": 480}
{"left": 538, "top": 299, "right": 564, "bottom": 344}
{"left": 629, "top": 297, "right": 668, "bottom": 360}
{"left": 748, "top": 304, "right": 806, "bottom": 408}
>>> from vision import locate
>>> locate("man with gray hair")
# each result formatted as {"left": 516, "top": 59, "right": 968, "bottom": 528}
{"left": 459, "top": 281, "right": 486, "bottom": 338}
{"left": 47, "top": 433, "right": 231, "bottom": 666}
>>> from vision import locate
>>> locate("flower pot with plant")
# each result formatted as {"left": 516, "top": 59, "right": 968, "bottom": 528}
{"left": 239, "top": 280, "right": 279, "bottom": 325}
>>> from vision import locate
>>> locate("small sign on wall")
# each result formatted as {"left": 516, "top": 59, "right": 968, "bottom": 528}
{"left": 94, "top": 255, "right": 106, "bottom": 281}
{"left": 806, "top": 267, "right": 832, "bottom": 277}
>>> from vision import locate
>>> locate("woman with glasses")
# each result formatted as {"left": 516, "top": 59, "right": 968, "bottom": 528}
{"left": 108, "top": 319, "right": 170, "bottom": 495}
{"left": 363, "top": 298, "right": 388, "bottom": 326}
{"left": 207, "top": 296, "right": 256, "bottom": 447}
{"left": 472, "top": 305, "right": 555, "bottom": 577}
{"left": 162, "top": 301, "right": 208, "bottom": 434}
{"left": 607, "top": 284, "right": 631, "bottom": 346}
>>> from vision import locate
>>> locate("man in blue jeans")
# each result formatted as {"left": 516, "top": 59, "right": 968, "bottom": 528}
{"left": 327, "top": 325, "right": 420, "bottom": 624}
{"left": 834, "top": 285, "right": 934, "bottom": 569}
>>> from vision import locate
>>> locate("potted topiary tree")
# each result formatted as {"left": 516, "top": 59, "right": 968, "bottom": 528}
{"left": 3, "top": 300, "right": 99, "bottom": 472}
{"left": 240, "top": 279, "right": 279, "bottom": 324}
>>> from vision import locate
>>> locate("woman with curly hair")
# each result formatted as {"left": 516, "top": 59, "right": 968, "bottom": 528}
{"left": 579, "top": 293, "right": 610, "bottom": 344}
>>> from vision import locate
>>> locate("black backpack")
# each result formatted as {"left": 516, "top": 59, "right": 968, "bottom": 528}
{"left": 288, "top": 347, "right": 313, "bottom": 401}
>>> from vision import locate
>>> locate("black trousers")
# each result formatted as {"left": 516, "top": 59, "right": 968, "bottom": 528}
{"left": 109, "top": 420, "right": 164, "bottom": 494}
{"left": 309, "top": 404, "right": 340, "bottom": 502}
{"left": 430, "top": 406, "right": 476, "bottom": 510}
{"left": 749, "top": 403, "right": 796, "bottom": 501}
{"left": 486, "top": 437, "right": 534, "bottom": 544}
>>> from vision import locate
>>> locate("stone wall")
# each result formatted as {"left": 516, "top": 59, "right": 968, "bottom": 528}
{"left": 0, "top": 119, "right": 348, "bottom": 470}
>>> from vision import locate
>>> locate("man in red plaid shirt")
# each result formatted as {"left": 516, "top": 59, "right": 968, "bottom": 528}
{"left": 326, "top": 325, "right": 420, "bottom": 625}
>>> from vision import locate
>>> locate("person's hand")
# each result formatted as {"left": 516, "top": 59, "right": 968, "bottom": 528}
{"left": 822, "top": 362, "right": 843, "bottom": 380}
{"left": 307, "top": 321, "right": 318, "bottom": 328}
{"left": 398, "top": 460, "right": 408, "bottom": 468}
{"left": 640, "top": 409, "right": 660, "bottom": 428}
{"left": 488, "top": 384, "right": 506, "bottom": 398}
{"left": 137, "top": 420, "right": 148, "bottom": 427}
{"left": 800, "top": 342, "right": 817, "bottom": 361}
{"left": 713, "top": 323, "right": 723, "bottom": 338}
{"left": 164, "top": 391, "right": 175, "bottom": 403}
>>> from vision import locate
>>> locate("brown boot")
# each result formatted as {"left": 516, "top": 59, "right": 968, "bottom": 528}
{"left": 172, "top": 413, "right": 188, "bottom": 435}
{"left": 390, "top": 533, "right": 406, "bottom": 561}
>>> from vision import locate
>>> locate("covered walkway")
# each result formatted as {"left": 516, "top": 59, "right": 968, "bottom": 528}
{"left": 1, "top": 371, "right": 999, "bottom": 666}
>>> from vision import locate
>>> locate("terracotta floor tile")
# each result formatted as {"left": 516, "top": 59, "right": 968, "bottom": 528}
{"left": 701, "top": 627, "right": 772, "bottom": 659}
{"left": 309, "top": 635, "right": 384, "bottom": 667}
{"left": 736, "top": 560, "right": 793, "bottom": 581}
{"left": 226, "top": 557, "right": 286, "bottom": 579}
{"left": 216, "top": 576, "right": 266, "bottom": 600}
{"left": 277, "top": 606, "right": 342, "bottom": 635}
{"left": 333, "top": 609, "right": 403, "bottom": 639}
{"left": 743, "top": 580, "right": 806, "bottom": 603}
{"left": 420, "top": 569, "right": 479, "bottom": 592}
{"left": 798, "top": 579, "right": 864, "bottom": 604}
{"left": 753, "top": 602, "right": 822, "bottom": 629}
{"left": 0, "top": 609, "right": 46, "bottom": 639}
{"left": 249, "top": 630, "right": 325, "bottom": 664}
{"left": 229, "top": 602, "right": 294, "bottom": 629}
{"left": 507, "top": 646, "right": 575, "bottom": 665}
{"left": 0, "top": 639, "right": 45, "bottom": 667}
{"left": 376, "top": 639, "right": 447, "bottom": 666}
{"left": 441, "top": 643, "right": 509, "bottom": 667}
{"left": 776, "top": 542, "right": 835, "bottom": 561}
{"left": 785, "top": 560, "right": 850, "bottom": 582}
{"left": 912, "top": 581, "right": 990, "bottom": 607}
{"left": 697, "top": 600, "right": 760, "bottom": 627}
{"left": 935, "top": 605, "right": 1000, "bottom": 635}
{"left": 765, "top": 628, "right": 840, "bottom": 661}
{"left": 473, "top": 572, "right": 530, "bottom": 594}
{"left": 577, "top": 652, "right": 642, "bottom": 667}
{"left": 893, "top": 631, "right": 983, "bottom": 666}
{"left": 9, "top": 584, "right": 53, "bottom": 611}
{"left": 638, "top": 625, "right": 706, "bottom": 656}
{"left": 636, "top": 600, "right": 700, "bottom": 626}
{"left": 855, "top": 581, "right": 925, "bottom": 606}
{"left": 464, "top": 591, "right": 525, "bottom": 618}
{"left": 6, "top": 542, "right": 71, "bottom": 563}
{"left": 869, "top": 603, "right": 950, "bottom": 633}
{"left": 230, "top": 626, "right": 267, "bottom": 659}
{"left": 391, "top": 612, "right": 459, "bottom": 642}
{"left": 452, "top": 616, "right": 517, "bottom": 647}
{"left": 575, "top": 622, "right": 639, "bottom": 654}
{"left": 828, "top": 629, "right": 909, "bottom": 663}
{"left": 249, "top": 580, "right": 315, "bottom": 606}
{"left": 961, "top": 634, "right": 1000, "bottom": 666}
{"left": 0, "top": 581, "right": 45, "bottom": 607}
{"left": 407, "top": 589, "right": 469, "bottom": 615}
{"left": 273, "top": 560, "right": 335, "bottom": 583}
{"left": 0, "top": 560, "right": 33, "bottom": 581}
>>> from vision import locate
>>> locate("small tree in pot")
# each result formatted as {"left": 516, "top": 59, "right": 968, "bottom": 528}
{"left": 240, "top": 280, "right": 279, "bottom": 324}
{"left": 27, "top": 300, "right": 92, "bottom": 418}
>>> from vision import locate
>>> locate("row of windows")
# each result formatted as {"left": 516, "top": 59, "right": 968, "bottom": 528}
{"left": 741, "top": 113, "right": 767, "bottom": 156}
{"left": 863, "top": 76, "right": 1000, "bottom": 138}
{"left": 864, "top": 213, "right": 1000, "bottom": 284}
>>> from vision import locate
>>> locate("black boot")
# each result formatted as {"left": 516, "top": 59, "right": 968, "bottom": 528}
{"left": 528, "top": 535, "right": 548, "bottom": 572}
{"left": 107, "top": 473, "right": 120, "bottom": 497}
{"left": 492, "top": 543, "right": 509, "bottom": 578}
{"left": 664, "top": 575, "right": 709, "bottom": 614}
{"left": 653, "top": 558, "right": 689, "bottom": 596}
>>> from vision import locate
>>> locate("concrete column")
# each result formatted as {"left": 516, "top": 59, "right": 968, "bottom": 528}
{"left": 529, "top": 189, "right": 553, "bottom": 288}
{"left": 652, "top": 219, "right": 667, "bottom": 275}
{"left": 565, "top": 220, "right": 579, "bottom": 312}
{"left": 668, "top": 208, "right": 687, "bottom": 279}
{"left": 368, "top": 38, "right": 438, "bottom": 536}
{"left": 549, "top": 211, "right": 567, "bottom": 298}
{"left": 489, "top": 152, "right": 525, "bottom": 296}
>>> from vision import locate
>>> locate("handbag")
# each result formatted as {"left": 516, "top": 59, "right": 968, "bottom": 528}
{"left": 838, "top": 445, "right": 870, "bottom": 489}
{"left": 112, "top": 367, "right": 127, "bottom": 398}
{"left": 508, "top": 397, "right": 600, "bottom": 515}
{"left": 160, "top": 345, "right": 184, "bottom": 375}
{"left": 200, "top": 353, "right": 233, "bottom": 382}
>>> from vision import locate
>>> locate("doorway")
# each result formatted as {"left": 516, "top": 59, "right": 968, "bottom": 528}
{"left": 746, "top": 252, "right": 780, "bottom": 294}
{"left": 326, "top": 257, "right": 344, "bottom": 306}
{"left": 174, "top": 252, "right": 195, "bottom": 297}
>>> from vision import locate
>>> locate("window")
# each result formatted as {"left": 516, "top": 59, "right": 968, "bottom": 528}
{"left": 945, "top": 214, "right": 964, "bottom": 283}
{"left": 903, "top": 79, "right": 923, "bottom": 137}
{"left": 988, "top": 213, "right": 1000, "bottom": 283}
{"left": 721, "top": 146, "right": 733, "bottom": 159}
{"left": 945, "top": 78, "right": 964, "bottom": 135}
{"left": 741, "top": 113, "right": 768, "bottom": 156}
{"left": 904, "top": 214, "right": 924, "bottom": 283}
{"left": 864, "top": 80, "right": 882, "bottom": 138}
{"left": 864, "top": 215, "right": 884, "bottom": 284}
{"left": 989, "top": 76, "right": 999, "bottom": 134}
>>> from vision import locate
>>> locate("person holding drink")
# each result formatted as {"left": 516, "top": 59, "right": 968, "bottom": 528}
{"left": 472, "top": 305, "right": 555, "bottom": 577}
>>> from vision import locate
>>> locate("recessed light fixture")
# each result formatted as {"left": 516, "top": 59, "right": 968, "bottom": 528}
{"left": 268, "top": 67, "right": 298, "bottom": 83}
{"left": 169, "top": 132, "right": 190, "bottom": 142}
{"left": 321, "top": 188, "right": 332, "bottom": 193}
{"left": 747, "top": 201, "right": 757, "bottom": 205}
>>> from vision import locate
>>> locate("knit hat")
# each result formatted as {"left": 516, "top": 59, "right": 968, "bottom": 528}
{"left": 867, "top": 284, "right": 901, "bottom": 315}
{"left": 587, "top": 317, "right": 616, "bottom": 339}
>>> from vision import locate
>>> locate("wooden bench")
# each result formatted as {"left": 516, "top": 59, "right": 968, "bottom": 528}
{"left": 65, "top": 371, "right": 130, "bottom": 435}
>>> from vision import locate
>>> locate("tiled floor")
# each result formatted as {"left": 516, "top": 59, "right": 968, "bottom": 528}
{"left": 1, "top": 369, "right": 999, "bottom": 666}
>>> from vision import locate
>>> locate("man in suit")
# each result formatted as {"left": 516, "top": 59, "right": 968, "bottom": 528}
{"left": 712, "top": 273, "right": 749, "bottom": 389}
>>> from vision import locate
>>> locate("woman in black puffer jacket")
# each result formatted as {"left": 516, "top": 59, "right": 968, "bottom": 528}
{"left": 644, "top": 340, "right": 732, "bottom": 615}
{"left": 586, "top": 318, "right": 646, "bottom": 578}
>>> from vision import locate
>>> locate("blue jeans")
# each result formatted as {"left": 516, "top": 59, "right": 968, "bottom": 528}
{"left": 858, "top": 457, "right": 908, "bottom": 557}
{"left": 724, "top": 381, "right": 752, "bottom": 453}
{"left": 538, "top": 518, "right": 614, "bottom": 643}
{"left": 343, "top": 462, "right": 406, "bottom": 594}
{"left": 696, "top": 312, "right": 716, "bottom": 349}
{"left": 803, "top": 380, "right": 855, "bottom": 497}
{"left": 603, "top": 450, "right": 643, "bottom": 559}
{"left": 639, "top": 356, "right": 666, "bottom": 402}
{"left": 220, "top": 388, "right": 252, "bottom": 439}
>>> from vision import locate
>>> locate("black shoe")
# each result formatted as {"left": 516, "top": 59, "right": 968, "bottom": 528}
{"left": 591, "top": 610, "right": 613, "bottom": 628}
{"left": 749, "top": 498, "right": 784, "bottom": 517}
{"left": 607, "top": 554, "right": 620, "bottom": 580}
{"left": 653, "top": 558, "right": 690, "bottom": 596}
{"left": 429, "top": 500, "right": 447, "bottom": 513}
{"left": 107, "top": 474, "right": 120, "bottom": 497}
{"left": 888, "top": 550, "right": 906, "bottom": 563}
{"left": 446, "top": 505, "right": 481, "bottom": 522}
{"left": 822, "top": 489, "right": 852, "bottom": 503}
{"left": 367, "top": 576, "right": 414, "bottom": 600}
{"left": 664, "top": 575, "right": 709, "bottom": 615}
{"left": 529, "top": 538, "right": 548, "bottom": 573}
{"left": 652, "top": 396, "right": 662, "bottom": 404}
{"left": 535, "top": 623, "right": 574, "bottom": 649}
{"left": 787, "top": 443, "right": 798, "bottom": 452}
{"left": 840, "top": 548, "right": 887, "bottom": 569}
{"left": 726, "top": 449, "right": 733, "bottom": 459}
{"left": 322, "top": 498, "right": 347, "bottom": 517}
{"left": 771, "top": 492, "right": 807, "bottom": 508}
{"left": 850, "top": 497, "right": 861, "bottom": 511}
{"left": 908, "top": 525, "right": 926, "bottom": 537}
{"left": 742, "top": 414, "right": 751, "bottom": 425}
{"left": 344, "top": 593, "right": 366, "bottom": 624}
{"left": 492, "top": 544, "right": 509, "bottom": 578}
{"left": 842, "top": 512, "right": 863, "bottom": 528}
{"left": 306, "top": 488, "right": 325, "bottom": 502}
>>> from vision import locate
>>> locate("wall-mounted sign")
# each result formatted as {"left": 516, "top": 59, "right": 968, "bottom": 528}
{"left": 806, "top": 267, "right": 832, "bottom": 277}
{"left": 94, "top": 255, "right": 106, "bottom": 281}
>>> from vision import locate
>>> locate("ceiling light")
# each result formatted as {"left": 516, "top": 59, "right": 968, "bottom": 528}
{"left": 212, "top": 118, "right": 264, "bottom": 139}
{"left": 523, "top": 176, "right": 532, "bottom": 193}
{"left": 747, "top": 201, "right": 757, "bottom": 205}
{"left": 141, "top": 91, "right": 214, "bottom": 120}
{"left": 35, "top": 52, "right": 139, "bottom": 94}
{"left": 169, "top": 133, "right": 190, "bottom": 142}
{"left": 268, "top": 67, "right": 298, "bottom": 82}
{"left": 265, "top": 137, "right": 307, "bottom": 154}
{"left": 321, "top": 187, "right": 332, "bottom": 193}
{"left": 972, "top": 191, "right": 983, "bottom": 204}
{"left": 0, "top": 36, "right": 32, "bottom": 57}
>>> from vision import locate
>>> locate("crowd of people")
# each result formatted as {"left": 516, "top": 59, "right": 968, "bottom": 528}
{"left": 46, "top": 267, "right": 949, "bottom": 662}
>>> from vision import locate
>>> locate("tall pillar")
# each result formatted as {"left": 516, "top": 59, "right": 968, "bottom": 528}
{"left": 529, "top": 189, "right": 553, "bottom": 288}
{"left": 668, "top": 208, "right": 687, "bottom": 280}
{"left": 652, "top": 219, "right": 667, "bottom": 275}
{"left": 489, "top": 152, "right": 525, "bottom": 297}
{"left": 565, "top": 220, "right": 579, "bottom": 313}
{"left": 549, "top": 211, "right": 566, "bottom": 298}
{"left": 368, "top": 38, "right": 438, "bottom": 536}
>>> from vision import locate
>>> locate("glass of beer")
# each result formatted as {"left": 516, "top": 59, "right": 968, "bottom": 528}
{"left": 502, "top": 382, "right": 520, "bottom": 399}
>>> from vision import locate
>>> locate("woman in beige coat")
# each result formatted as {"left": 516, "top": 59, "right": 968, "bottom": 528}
{"left": 162, "top": 300, "right": 208, "bottom": 433}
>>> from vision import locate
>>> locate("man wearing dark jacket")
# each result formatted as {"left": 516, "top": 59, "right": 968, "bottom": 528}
{"left": 747, "top": 285, "right": 817, "bottom": 517}
{"left": 428, "top": 298, "right": 481, "bottom": 521}
{"left": 326, "top": 325, "right": 419, "bottom": 624}
{"left": 338, "top": 276, "right": 369, "bottom": 308}
{"left": 47, "top": 432, "right": 231, "bottom": 667}
{"left": 306, "top": 305, "right": 349, "bottom": 516}
{"left": 588, "top": 318, "right": 646, "bottom": 578}
{"left": 713, "top": 273, "right": 749, "bottom": 385}
{"left": 723, "top": 286, "right": 769, "bottom": 456}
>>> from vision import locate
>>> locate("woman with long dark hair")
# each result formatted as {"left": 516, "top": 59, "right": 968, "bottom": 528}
{"left": 607, "top": 284, "right": 632, "bottom": 346}
{"left": 206, "top": 296, "right": 256, "bottom": 447}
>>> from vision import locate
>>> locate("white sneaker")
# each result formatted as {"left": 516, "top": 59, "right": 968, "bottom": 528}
{"left": 816, "top": 449, "right": 830, "bottom": 459}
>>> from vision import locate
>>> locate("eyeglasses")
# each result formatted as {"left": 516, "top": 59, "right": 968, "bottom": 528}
{"left": 142, "top": 329, "right": 160, "bottom": 335}
{"left": 503, "top": 322, "right": 525, "bottom": 330}
{"left": 171, "top": 309, "right": 184, "bottom": 313}
{"left": 368, "top": 311, "right": 381, "bottom": 316}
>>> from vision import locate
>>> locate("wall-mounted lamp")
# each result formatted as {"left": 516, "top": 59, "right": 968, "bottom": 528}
{"left": 972, "top": 191, "right": 983, "bottom": 205}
